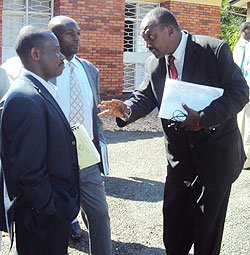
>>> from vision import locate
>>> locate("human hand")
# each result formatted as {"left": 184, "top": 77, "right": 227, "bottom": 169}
{"left": 180, "top": 103, "right": 203, "bottom": 131}
{"left": 97, "top": 99, "right": 130, "bottom": 118}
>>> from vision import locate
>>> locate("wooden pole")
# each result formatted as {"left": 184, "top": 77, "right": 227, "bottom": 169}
{"left": 247, "top": 2, "right": 250, "bottom": 21}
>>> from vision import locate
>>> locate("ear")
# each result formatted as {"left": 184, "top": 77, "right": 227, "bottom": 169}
{"left": 30, "top": 47, "right": 40, "bottom": 61}
{"left": 166, "top": 25, "right": 175, "bottom": 37}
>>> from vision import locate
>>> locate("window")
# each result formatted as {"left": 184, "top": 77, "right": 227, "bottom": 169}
{"left": 2, "top": 0, "right": 54, "bottom": 62}
{"left": 123, "top": 1, "right": 159, "bottom": 91}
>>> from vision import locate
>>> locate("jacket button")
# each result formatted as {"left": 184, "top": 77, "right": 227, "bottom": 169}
{"left": 72, "top": 141, "right": 76, "bottom": 145}
{"left": 189, "top": 144, "right": 194, "bottom": 149}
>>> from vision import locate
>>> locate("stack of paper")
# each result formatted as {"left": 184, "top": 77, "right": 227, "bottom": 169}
{"left": 159, "top": 78, "right": 224, "bottom": 121}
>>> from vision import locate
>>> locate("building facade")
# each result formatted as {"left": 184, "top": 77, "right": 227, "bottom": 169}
{"left": 0, "top": 0, "right": 222, "bottom": 96}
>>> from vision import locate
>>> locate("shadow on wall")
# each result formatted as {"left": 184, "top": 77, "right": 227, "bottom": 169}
{"left": 104, "top": 176, "right": 164, "bottom": 202}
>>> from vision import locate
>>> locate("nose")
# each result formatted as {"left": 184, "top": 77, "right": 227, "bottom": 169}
{"left": 145, "top": 39, "right": 152, "bottom": 49}
{"left": 60, "top": 51, "right": 65, "bottom": 60}
{"left": 73, "top": 33, "right": 80, "bottom": 41}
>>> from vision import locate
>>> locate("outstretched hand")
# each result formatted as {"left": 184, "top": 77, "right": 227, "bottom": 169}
{"left": 180, "top": 103, "right": 203, "bottom": 131}
{"left": 97, "top": 99, "right": 130, "bottom": 118}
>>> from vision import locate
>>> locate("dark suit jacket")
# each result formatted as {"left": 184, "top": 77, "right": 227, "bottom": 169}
{"left": 0, "top": 73, "right": 80, "bottom": 237}
{"left": 117, "top": 33, "right": 249, "bottom": 189}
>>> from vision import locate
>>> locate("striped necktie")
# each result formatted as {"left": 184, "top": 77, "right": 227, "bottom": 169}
{"left": 68, "top": 62, "right": 84, "bottom": 126}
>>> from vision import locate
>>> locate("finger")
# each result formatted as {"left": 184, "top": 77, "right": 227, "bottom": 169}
{"left": 99, "top": 100, "right": 113, "bottom": 108}
{"left": 97, "top": 110, "right": 110, "bottom": 117}
{"left": 111, "top": 99, "right": 122, "bottom": 104}
{"left": 182, "top": 103, "right": 190, "bottom": 113}
{"left": 97, "top": 104, "right": 109, "bottom": 110}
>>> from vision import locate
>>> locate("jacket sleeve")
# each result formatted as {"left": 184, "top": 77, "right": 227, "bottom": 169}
{"left": 2, "top": 95, "right": 56, "bottom": 216}
{"left": 200, "top": 42, "right": 249, "bottom": 131}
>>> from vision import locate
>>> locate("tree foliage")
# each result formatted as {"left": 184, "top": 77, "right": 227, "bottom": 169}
{"left": 221, "top": 0, "right": 246, "bottom": 50}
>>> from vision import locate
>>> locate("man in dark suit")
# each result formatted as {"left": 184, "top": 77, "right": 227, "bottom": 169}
{"left": 98, "top": 7, "right": 249, "bottom": 255}
{"left": 0, "top": 27, "right": 80, "bottom": 255}
{"left": 48, "top": 16, "right": 111, "bottom": 255}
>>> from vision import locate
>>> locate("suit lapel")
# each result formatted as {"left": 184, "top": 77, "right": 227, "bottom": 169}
{"left": 75, "top": 57, "right": 98, "bottom": 106}
{"left": 24, "top": 74, "right": 72, "bottom": 132}
{"left": 151, "top": 57, "right": 167, "bottom": 107}
{"left": 75, "top": 58, "right": 100, "bottom": 147}
{"left": 182, "top": 34, "right": 199, "bottom": 82}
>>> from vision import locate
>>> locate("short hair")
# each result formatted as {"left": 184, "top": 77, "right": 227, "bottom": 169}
{"left": 48, "top": 16, "right": 77, "bottom": 36}
{"left": 240, "top": 22, "right": 250, "bottom": 32}
{"left": 141, "top": 7, "right": 180, "bottom": 31}
{"left": 15, "top": 27, "right": 52, "bottom": 64}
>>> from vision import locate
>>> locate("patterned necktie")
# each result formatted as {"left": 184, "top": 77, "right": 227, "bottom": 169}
{"left": 68, "top": 62, "right": 84, "bottom": 126}
{"left": 168, "top": 55, "right": 178, "bottom": 80}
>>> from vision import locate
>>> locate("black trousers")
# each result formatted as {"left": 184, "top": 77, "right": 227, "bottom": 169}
{"left": 15, "top": 205, "right": 71, "bottom": 255}
{"left": 163, "top": 173, "right": 231, "bottom": 255}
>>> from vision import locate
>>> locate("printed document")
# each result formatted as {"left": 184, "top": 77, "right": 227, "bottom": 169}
{"left": 159, "top": 78, "right": 224, "bottom": 120}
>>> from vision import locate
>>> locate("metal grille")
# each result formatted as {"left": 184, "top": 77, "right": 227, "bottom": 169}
{"left": 2, "top": 0, "right": 53, "bottom": 62}
{"left": 123, "top": 1, "right": 159, "bottom": 91}
{"left": 123, "top": 62, "right": 146, "bottom": 91}
{"left": 124, "top": 1, "right": 159, "bottom": 53}
{"left": 123, "top": 63, "right": 135, "bottom": 90}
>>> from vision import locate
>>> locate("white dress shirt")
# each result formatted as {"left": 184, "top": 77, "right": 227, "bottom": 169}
{"left": 165, "top": 31, "right": 188, "bottom": 81}
{"left": 56, "top": 56, "right": 94, "bottom": 140}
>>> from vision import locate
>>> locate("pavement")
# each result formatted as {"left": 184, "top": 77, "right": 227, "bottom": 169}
{"left": 1, "top": 128, "right": 250, "bottom": 254}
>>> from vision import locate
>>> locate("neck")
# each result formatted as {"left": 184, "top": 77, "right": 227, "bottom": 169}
{"left": 65, "top": 55, "right": 74, "bottom": 61}
{"left": 25, "top": 67, "right": 49, "bottom": 82}
{"left": 171, "top": 32, "right": 182, "bottom": 55}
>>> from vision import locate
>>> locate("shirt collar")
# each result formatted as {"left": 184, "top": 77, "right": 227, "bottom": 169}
{"left": 166, "top": 31, "right": 188, "bottom": 63}
{"left": 21, "top": 68, "right": 57, "bottom": 91}
{"left": 64, "top": 55, "right": 78, "bottom": 69}
{"left": 240, "top": 37, "right": 248, "bottom": 44}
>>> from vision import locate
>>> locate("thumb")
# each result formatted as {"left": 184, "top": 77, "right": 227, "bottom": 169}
{"left": 182, "top": 103, "right": 190, "bottom": 113}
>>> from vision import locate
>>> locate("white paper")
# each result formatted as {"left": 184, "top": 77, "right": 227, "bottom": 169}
{"left": 158, "top": 78, "right": 224, "bottom": 120}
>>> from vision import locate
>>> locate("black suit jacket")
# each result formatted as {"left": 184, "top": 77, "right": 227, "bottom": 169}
{"left": 0, "top": 73, "right": 80, "bottom": 237}
{"left": 117, "top": 33, "right": 249, "bottom": 189}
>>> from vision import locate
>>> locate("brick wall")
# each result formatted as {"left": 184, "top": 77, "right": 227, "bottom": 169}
{"left": 0, "top": 1, "right": 221, "bottom": 96}
{"left": 54, "top": 0, "right": 125, "bottom": 96}
{"left": 161, "top": 1, "right": 221, "bottom": 39}
{"left": 0, "top": 0, "right": 2, "bottom": 63}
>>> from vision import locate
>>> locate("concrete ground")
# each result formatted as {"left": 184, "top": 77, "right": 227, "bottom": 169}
{"left": 1, "top": 126, "right": 250, "bottom": 254}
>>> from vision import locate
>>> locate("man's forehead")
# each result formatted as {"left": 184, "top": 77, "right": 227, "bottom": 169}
{"left": 62, "top": 22, "right": 80, "bottom": 32}
{"left": 43, "top": 33, "right": 59, "bottom": 47}
{"left": 141, "top": 18, "right": 159, "bottom": 34}
{"left": 141, "top": 24, "right": 159, "bottom": 36}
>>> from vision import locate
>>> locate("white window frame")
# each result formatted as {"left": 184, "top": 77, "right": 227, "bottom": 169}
{"left": 2, "top": 0, "right": 54, "bottom": 63}
{"left": 123, "top": 0, "right": 160, "bottom": 92}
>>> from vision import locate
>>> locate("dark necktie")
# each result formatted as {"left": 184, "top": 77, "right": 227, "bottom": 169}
{"left": 168, "top": 55, "right": 178, "bottom": 80}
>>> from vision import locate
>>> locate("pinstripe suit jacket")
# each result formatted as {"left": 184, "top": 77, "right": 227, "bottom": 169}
{"left": 0, "top": 73, "right": 80, "bottom": 237}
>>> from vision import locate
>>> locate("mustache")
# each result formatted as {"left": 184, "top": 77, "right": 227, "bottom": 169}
{"left": 149, "top": 47, "right": 157, "bottom": 53}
